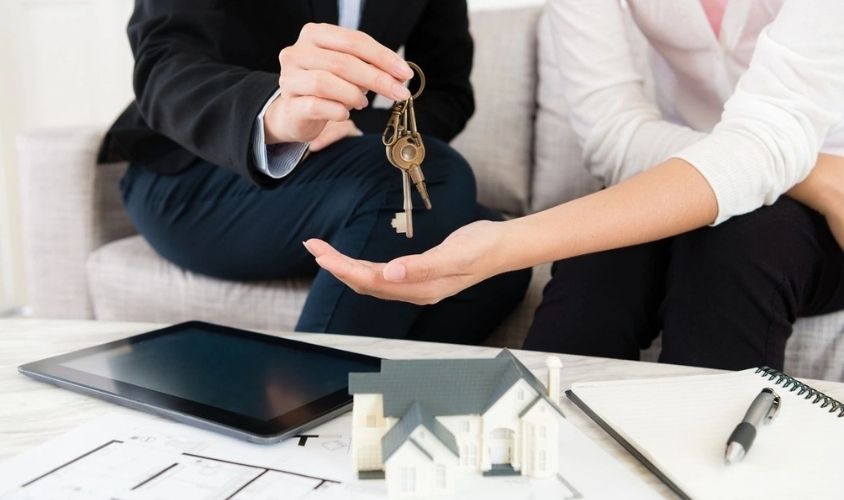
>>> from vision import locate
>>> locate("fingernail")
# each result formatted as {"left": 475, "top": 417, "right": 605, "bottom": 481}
{"left": 302, "top": 240, "right": 314, "bottom": 254}
{"left": 393, "top": 84, "right": 411, "bottom": 101}
{"left": 394, "top": 60, "right": 413, "bottom": 79}
{"left": 358, "top": 97, "right": 369, "bottom": 110}
{"left": 384, "top": 263, "right": 407, "bottom": 282}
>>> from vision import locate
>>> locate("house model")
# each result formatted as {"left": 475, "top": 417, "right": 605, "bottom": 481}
{"left": 348, "top": 350, "right": 565, "bottom": 498}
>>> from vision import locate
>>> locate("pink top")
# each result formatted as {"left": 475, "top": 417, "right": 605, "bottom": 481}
{"left": 700, "top": 0, "right": 728, "bottom": 36}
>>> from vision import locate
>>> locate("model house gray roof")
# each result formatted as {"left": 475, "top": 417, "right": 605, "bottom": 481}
{"left": 349, "top": 349, "right": 564, "bottom": 419}
{"left": 382, "top": 402, "right": 459, "bottom": 461}
{"left": 351, "top": 350, "right": 565, "bottom": 462}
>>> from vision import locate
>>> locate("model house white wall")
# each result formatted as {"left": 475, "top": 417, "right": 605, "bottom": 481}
{"left": 384, "top": 424, "right": 459, "bottom": 497}
{"left": 480, "top": 379, "right": 533, "bottom": 469}
{"left": 352, "top": 393, "right": 388, "bottom": 471}
{"left": 520, "top": 400, "right": 560, "bottom": 477}
{"left": 350, "top": 352, "right": 565, "bottom": 498}
{"left": 436, "top": 415, "right": 483, "bottom": 469}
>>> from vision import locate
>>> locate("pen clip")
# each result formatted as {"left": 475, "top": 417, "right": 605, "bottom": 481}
{"left": 764, "top": 388, "right": 781, "bottom": 423}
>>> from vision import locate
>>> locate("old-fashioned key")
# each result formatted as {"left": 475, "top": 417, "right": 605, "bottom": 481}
{"left": 390, "top": 98, "right": 431, "bottom": 210}
{"left": 383, "top": 62, "right": 430, "bottom": 238}
{"left": 391, "top": 170, "right": 414, "bottom": 238}
{"left": 385, "top": 99, "right": 414, "bottom": 237}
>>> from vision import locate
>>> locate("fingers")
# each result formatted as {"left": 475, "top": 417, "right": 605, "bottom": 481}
{"left": 304, "top": 240, "right": 460, "bottom": 305}
{"left": 383, "top": 246, "right": 466, "bottom": 284}
{"left": 280, "top": 70, "right": 369, "bottom": 111}
{"left": 299, "top": 23, "right": 413, "bottom": 81}
{"left": 289, "top": 97, "right": 350, "bottom": 124}
{"left": 303, "top": 239, "right": 336, "bottom": 258}
{"left": 293, "top": 46, "right": 411, "bottom": 102}
{"left": 309, "top": 122, "right": 362, "bottom": 152}
{"left": 303, "top": 239, "right": 379, "bottom": 270}
{"left": 282, "top": 36, "right": 411, "bottom": 102}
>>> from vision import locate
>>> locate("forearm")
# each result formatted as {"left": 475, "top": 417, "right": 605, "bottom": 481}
{"left": 787, "top": 153, "right": 844, "bottom": 215}
{"left": 130, "top": 0, "right": 279, "bottom": 179}
{"left": 499, "top": 158, "right": 718, "bottom": 272}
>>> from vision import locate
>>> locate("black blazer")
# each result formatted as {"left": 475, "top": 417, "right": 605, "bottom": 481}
{"left": 98, "top": 0, "right": 475, "bottom": 187}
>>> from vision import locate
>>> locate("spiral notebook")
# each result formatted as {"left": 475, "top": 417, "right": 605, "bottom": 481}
{"left": 567, "top": 368, "right": 844, "bottom": 500}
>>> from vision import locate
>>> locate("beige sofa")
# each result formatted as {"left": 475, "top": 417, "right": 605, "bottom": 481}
{"left": 18, "top": 6, "right": 844, "bottom": 381}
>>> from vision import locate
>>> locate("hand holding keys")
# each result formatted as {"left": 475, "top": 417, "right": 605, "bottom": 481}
{"left": 383, "top": 62, "right": 431, "bottom": 239}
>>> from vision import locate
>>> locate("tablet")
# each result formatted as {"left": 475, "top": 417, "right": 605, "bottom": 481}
{"left": 18, "top": 321, "right": 381, "bottom": 443}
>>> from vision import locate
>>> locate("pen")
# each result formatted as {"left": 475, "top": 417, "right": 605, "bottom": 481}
{"left": 725, "top": 387, "right": 781, "bottom": 465}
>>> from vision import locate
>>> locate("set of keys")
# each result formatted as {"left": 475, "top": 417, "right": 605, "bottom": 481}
{"left": 382, "top": 62, "right": 431, "bottom": 239}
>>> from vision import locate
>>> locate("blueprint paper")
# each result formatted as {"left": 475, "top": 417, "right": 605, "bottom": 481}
{"left": 0, "top": 412, "right": 659, "bottom": 499}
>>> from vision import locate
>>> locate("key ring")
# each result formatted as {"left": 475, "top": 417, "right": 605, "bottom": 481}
{"left": 407, "top": 62, "right": 425, "bottom": 100}
{"left": 382, "top": 101, "right": 406, "bottom": 147}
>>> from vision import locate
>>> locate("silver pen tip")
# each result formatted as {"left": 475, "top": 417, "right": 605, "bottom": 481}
{"left": 725, "top": 443, "right": 746, "bottom": 465}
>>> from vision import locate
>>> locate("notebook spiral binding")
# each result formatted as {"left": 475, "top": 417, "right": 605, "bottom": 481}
{"left": 756, "top": 367, "right": 844, "bottom": 418}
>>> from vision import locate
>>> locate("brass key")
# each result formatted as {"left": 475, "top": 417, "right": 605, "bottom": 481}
{"left": 391, "top": 170, "right": 414, "bottom": 238}
{"left": 390, "top": 97, "right": 431, "bottom": 210}
{"left": 383, "top": 62, "right": 430, "bottom": 238}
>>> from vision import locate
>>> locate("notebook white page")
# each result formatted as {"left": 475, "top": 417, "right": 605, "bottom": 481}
{"left": 570, "top": 369, "right": 844, "bottom": 500}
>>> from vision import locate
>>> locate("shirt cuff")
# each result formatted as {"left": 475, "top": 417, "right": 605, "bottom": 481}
{"left": 252, "top": 89, "right": 309, "bottom": 179}
{"left": 673, "top": 134, "right": 766, "bottom": 226}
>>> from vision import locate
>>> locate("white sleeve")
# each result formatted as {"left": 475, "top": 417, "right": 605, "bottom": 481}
{"left": 675, "top": 0, "right": 844, "bottom": 224}
{"left": 252, "top": 89, "right": 309, "bottom": 179}
{"left": 547, "top": 0, "right": 705, "bottom": 187}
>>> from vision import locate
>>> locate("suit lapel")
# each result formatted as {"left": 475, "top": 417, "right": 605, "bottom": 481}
{"left": 310, "top": 0, "right": 339, "bottom": 24}
{"left": 359, "top": 0, "right": 403, "bottom": 43}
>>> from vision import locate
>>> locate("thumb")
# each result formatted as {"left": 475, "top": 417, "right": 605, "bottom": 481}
{"left": 382, "top": 248, "right": 457, "bottom": 283}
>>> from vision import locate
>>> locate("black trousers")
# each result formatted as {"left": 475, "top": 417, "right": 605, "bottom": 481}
{"left": 525, "top": 197, "right": 844, "bottom": 370}
{"left": 121, "top": 134, "right": 531, "bottom": 343}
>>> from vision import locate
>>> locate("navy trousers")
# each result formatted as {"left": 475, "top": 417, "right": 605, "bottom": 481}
{"left": 121, "top": 134, "right": 531, "bottom": 343}
{"left": 525, "top": 197, "right": 844, "bottom": 371}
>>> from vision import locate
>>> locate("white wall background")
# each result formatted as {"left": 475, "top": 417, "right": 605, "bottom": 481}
{"left": 0, "top": 0, "right": 135, "bottom": 314}
{"left": 0, "top": 0, "right": 543, "bottom": 313}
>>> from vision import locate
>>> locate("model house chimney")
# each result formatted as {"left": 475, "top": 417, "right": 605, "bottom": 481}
{"left": 545, "top": 356, "right": 563, "bottom": 406}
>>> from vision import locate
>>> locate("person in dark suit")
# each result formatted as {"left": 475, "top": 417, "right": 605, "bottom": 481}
{"left": 99, "top": 0, "right": 531, "bottom": 342}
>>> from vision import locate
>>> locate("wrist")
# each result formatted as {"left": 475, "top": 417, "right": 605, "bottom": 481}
{"left": 494, "top": 219, "right": 544, "bottom": 274}
{"left": 800, "top": 156, "right": 844, "bottom": 216}
{"left": 263, "top": 97, "right": 290, "bottom": 145}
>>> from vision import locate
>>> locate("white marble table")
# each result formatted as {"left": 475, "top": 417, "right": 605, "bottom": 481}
{"left": 3, "top": 319, "right": 843, "bottom": 498}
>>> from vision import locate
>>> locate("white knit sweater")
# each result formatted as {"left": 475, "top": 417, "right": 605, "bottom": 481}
{"left": 548, "top": 0, "right": 844, "bottom": 224}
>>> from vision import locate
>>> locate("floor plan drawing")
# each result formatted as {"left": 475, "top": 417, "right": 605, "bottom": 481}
{"left": 0, "top": 411, "right": 658, "bottom": 499}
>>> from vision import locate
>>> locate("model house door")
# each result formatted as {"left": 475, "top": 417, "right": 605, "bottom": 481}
{"left": 488, "top": 428, "right": 514, "bottom": 464}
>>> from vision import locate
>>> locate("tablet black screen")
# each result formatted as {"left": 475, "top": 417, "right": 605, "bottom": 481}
{"left": 60, "top": 326, "right": 375, "bottom": 421}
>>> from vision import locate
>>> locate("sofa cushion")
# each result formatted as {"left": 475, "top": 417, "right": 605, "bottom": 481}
{"left": 484, "top": 263, "right": 551, "bottom": 348}
{"left": 786, "top": 314, "right": 844, "bottom": 382}
{"left": 452, "top": 6, "right": 541, "bottom": 216}
{"left": 17, "top": 127, "right": 135, "bottom": 319}
{"left": 531, "top": 5, "right": 653, "bottom": 212}
{"left": 87, "top": 236, "right": 311, "bottom": 332}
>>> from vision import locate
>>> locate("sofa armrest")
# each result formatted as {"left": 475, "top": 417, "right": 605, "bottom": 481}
{"left": 17, "top": 126, "right": 136, "bottom": 318}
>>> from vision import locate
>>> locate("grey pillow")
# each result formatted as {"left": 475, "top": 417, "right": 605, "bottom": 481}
{"left": 452, "top": 7, "right": 542, "bottom": 216}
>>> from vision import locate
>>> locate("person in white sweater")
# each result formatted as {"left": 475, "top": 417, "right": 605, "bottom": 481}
{"left": 304, "top": 0, "right": 844, "bottom": 370}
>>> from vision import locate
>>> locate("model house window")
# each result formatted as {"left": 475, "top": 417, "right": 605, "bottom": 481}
{"left": 359, "top": 445, "right": 380, "bottom": 469}
{"left": 461, "top": 420, "right": 470, "bottom": 432}
{"left": 460, "top": 444, "right": 468, "bottom": 466}
{"left": 366, "top": 415, "right": 376, "bottom": 427}
{"left": 517, "top": 389, "right": 525, "bottom": 401}
{"left": 401, "top": 467, "right": 416, "bottom": 493}
{"left": 537, "top": 450, "right": 547, "bottom": 472}
{"left": 418, "top": 430, "right": 426, "bottom": 440}
{"left": 436, "top": 465, "right": 447, "bottom": 488}
{"left": 467, "top": 444, "right": 478, "bottom": 466}
{"left": 539, "top": 425, "right": 547, "bottom": 439}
